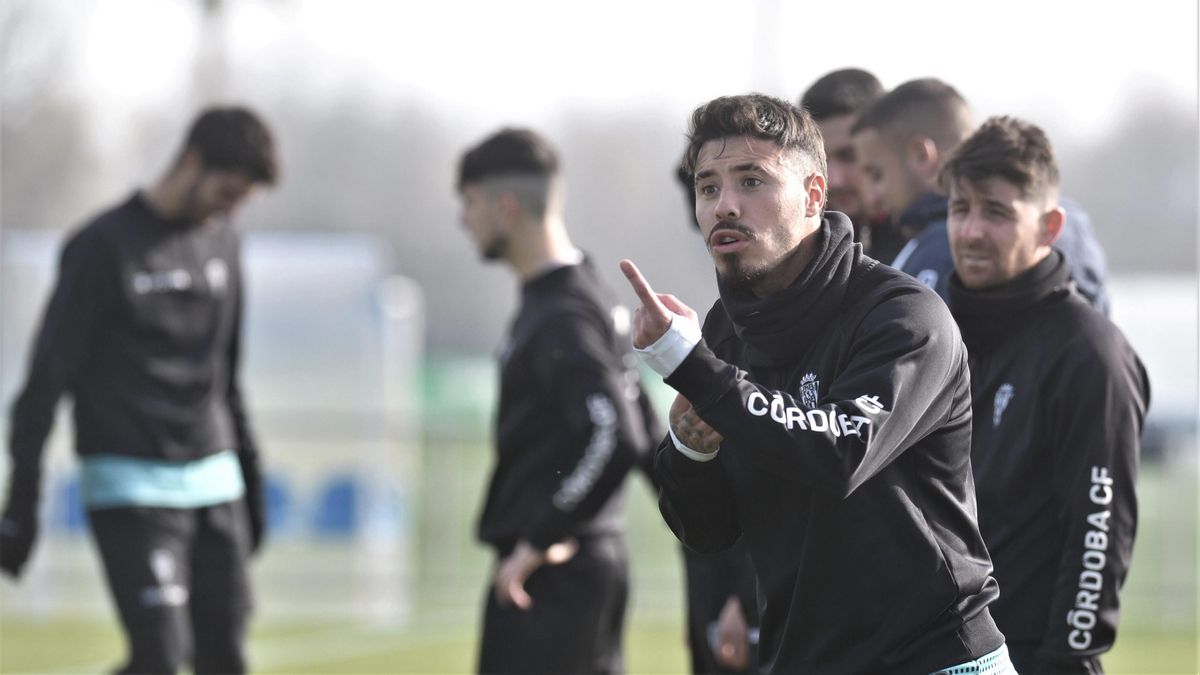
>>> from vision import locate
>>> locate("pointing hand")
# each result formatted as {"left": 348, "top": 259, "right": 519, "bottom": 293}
{"left": 619, "top": 259, "right": 698, "bottom": 349}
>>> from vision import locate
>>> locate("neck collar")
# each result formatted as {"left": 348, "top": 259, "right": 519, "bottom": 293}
{"left": 718, "top": 212, "right": 857, "bottom": 366}
{"left": 948, "top": 250, "right": 1072, "bottom": 352}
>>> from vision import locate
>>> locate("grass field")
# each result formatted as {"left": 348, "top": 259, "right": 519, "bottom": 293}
{"left": 2, "top": 615, "right": 1195, "bottom": 674}
{"left": 2, "top": 389, "right": 1196, "bottom": 674}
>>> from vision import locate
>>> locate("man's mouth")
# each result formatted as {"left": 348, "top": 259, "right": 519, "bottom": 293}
{"left": 956, "top": 248, "right": 993, "bottom": 267}
{"left": 709, "top": 225, "right": 752, "bottom": 254}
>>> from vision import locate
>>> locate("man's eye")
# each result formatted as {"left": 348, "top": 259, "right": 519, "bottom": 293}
{"left": 743, "top": 177, "right": 762, "bottom": 187}
{"left": 698, "top": 185, "right": 717, "bottom": 196}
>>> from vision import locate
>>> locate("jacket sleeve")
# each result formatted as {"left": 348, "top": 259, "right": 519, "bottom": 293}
{"left": 665, "top": 288, "right": 965, "bottom": 498}
{"left": 655, "top": 432, "right": 741, "bottom": 553}
{"left": 1035, "top": 332, "right": 1148, "bottom": 669}
{"left": 6, "top": 228, "right": 113, "bottom": 514}
{"left": 521, "top": 309, "right": 641, "bottom": 550}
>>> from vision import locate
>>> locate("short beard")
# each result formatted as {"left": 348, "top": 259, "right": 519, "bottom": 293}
{"left": 480, "top": 235, "right": 507, "bottom": 261}
{"left": 716, "top": 255, "right": 767, "bottom": 293}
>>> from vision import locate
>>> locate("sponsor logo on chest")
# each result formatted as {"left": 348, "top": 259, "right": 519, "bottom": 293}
{"left": 131, "top": 259, "right": 228, "bottom": 296}
{"left": 743, "top": 370, "right": 885, "bottom": 437}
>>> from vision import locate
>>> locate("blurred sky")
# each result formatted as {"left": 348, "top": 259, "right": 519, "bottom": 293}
{"left": 2, "top": 0, "right": 1197, "bottom": 357}
{"left": 12, "top": 0, "right": 1197, "bottom": 156}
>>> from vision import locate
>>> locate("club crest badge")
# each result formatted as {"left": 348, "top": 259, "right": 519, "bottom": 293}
{"left": 799, "top": 372, "right": 819, "bottom": 409}
{"left": 993, "top": 383, "right": 1014, "bottom": 428}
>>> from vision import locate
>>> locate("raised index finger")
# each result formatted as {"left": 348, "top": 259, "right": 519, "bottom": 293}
{"left": 619, "top": 259, "right": 665, "bottom": 312}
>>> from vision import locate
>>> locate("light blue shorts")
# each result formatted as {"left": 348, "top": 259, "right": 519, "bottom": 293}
{"left": 931, "top": 644, "right": 1018, "bottom": 675}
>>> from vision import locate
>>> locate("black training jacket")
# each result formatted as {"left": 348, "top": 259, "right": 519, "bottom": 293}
{"left": 476, "top": 259, "right": 654, "bottom": 552}
{"left": 949, "top": 252, "right": 1149, "bottom": 673}
{"left": 7, "top": 193, "right": 259, "bottom": 510}
{"left": 656, "top": 213, "right": 1003, "bottom": 674}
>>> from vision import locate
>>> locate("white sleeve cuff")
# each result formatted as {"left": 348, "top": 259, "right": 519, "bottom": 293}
{"left": 669, "top": 424, "right": 719, "bottom": 462}
{"left": 634, "top": 315, "right": 702, "bottom": 377}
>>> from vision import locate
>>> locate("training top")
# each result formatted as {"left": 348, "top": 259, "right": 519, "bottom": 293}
{"left": 655, "top": 212, "right": 1003, "bottom": 674}
{"left": 949, "top": 251, "right": 1148, "bottom": 671}
{"left": 892, "top": 191, "right": 1110, "bottom": 312}
{"left": 476, "top": 259, "right": 654, "bottom": 552}
{"left": 6, "top": 193, "right": 259, "bottom": 511}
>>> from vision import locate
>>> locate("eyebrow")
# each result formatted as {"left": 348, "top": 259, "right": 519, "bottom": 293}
{"left": 694, "top": 163, "right": 767, "bottom": 183}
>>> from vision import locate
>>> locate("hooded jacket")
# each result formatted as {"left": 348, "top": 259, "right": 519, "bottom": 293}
{"left": 656, "top": 212, "right": 1003, "bottom": 674}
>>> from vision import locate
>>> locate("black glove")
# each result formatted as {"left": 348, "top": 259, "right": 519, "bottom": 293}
{"left": 238, "top": 451, "right": 266, "bottom": 555}
{"left": 0, "top": 504, "right": 38, "bottom": 579}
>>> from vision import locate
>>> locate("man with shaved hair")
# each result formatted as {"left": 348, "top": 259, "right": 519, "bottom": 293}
{"left": 852, "top": 78, "right": 1109, "bottom": 311}
{"left": 621, "top": 94, "right": 1012, "bottom": 674}
{"left": 457, "top": 127, "right": 658, "bottom": 674}
{"left": 944, "top": 116, "right": 1148, "bottom": 674}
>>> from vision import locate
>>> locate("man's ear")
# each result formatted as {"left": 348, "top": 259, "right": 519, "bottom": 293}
{"left": 1040, "top": 206, "right": 1066, "bottom": 247}
{"left": 805, "top": 173, "right": 827, "bottom": 217}
{"left": 906, "top": 136, "right": 941, "bottom": 183}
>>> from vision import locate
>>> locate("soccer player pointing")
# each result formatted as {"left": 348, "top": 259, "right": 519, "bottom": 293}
{"left": 622, "top": 94, "right": 1013, "bottom": 674}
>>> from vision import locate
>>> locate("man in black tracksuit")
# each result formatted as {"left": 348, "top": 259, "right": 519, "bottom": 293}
{"left": 457, "top": 128, "right": 656, "bottom": 674}
{"left": 621, "top": 95, "right": 1010, "bottom": 674}
{"left": 0, "top": 108, "right": 276, "bottom": 674}
{"left": 942, "top": 117, "right": 1149, "bottom": 674}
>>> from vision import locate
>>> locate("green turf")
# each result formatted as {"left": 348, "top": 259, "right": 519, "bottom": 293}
{"left": 1, "top": 410, "right": 1195, "bottom": 674}
{"left": 3, "top": 614, "right": 1197, "bottom": 674}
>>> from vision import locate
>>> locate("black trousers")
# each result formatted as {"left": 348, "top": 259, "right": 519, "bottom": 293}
{"left": 478, "top": 536, "right": 628, "bottom": 675}
{"left": 89, "top": 502, "right": 252, "bottom": 675}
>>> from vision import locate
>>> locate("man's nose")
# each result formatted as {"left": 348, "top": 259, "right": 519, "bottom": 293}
{"left": 959, "top": 212, "right": 986, "bottom": 240}
{"left": 715, "top": 190, "right": 740, "bottom": 221}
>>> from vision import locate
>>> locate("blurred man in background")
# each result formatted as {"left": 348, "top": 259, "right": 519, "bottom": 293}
{"left": 623, "top": 94, "right": 1009, "bottom": 674}
{"left": 943, "top": 116, "right": 1148, "bottom": 674}
{"left": 0, "top": 106, "right": 276, "bottom": 674}
{"left": 852, "top": 78, "right": 1110, "bottom": 311}
{"left": 799, "top": 67, "right": 906, "bottom": 262}
{"left": 458, "top": 128, "right": 656, "bottom": 674}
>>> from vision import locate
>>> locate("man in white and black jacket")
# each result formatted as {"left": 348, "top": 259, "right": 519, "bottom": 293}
{"left": 457, "top": 128, "right": 658, "bottom": 674}
{"left": 942, "top": 116, "right": 1149, "bottom": 674}
{"left": 620, "top": 94, "right": 1011, "bottom": 674}
{"left": 1, "top": 107, "right": 276, "bottom": 674}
